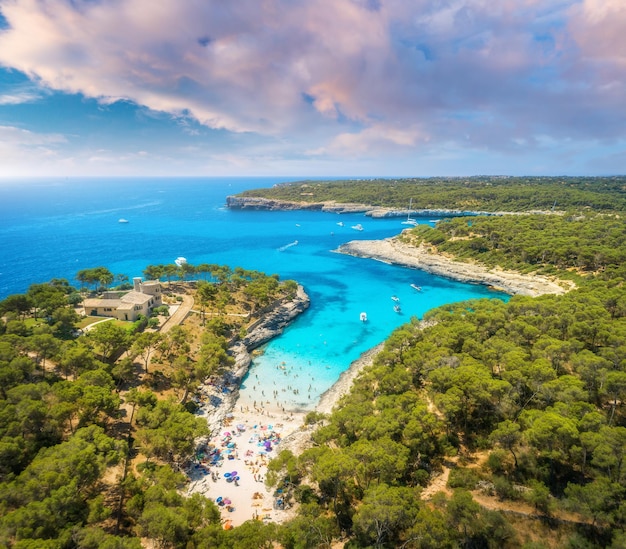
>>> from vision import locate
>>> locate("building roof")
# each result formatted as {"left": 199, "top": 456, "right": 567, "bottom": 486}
{"left": 120, "top": 291, "right": 153, "bottom": 305}
{"left": 83, "top": 298, "right": 122, "bottom": 308}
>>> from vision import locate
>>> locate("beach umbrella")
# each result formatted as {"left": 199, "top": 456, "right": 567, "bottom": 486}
{"left": 216, "top": 497, "right": 223, "bottom": 503}
{"left": 224, "top": 472, "right": 231, "bottom": 478}
{"left": 223, "top": 498, "right": 232, "bottom": 505}
{"left": 223, "top": 432, "right": 231, "bottom": 436}
{"left": 231, "top": 471, "right": 238, "bottom": 476}
{"left": 237, "top": 424, "right": 245, "bottom": 430}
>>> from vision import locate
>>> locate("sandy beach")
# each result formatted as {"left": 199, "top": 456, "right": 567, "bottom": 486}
{"left": 185, "top": 340, "right": 383, "bottom": 527}
{"left": 185, "top": 343, "right": 382, "bottom": 527}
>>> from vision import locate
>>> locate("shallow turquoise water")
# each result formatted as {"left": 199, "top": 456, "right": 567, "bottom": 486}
{"left": 0, "top": 177, "right": 505, "bottom": 408}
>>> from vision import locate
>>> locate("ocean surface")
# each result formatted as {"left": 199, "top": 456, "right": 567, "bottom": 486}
{"left": 0, "top": 177, "right": 505, "bottom": 409}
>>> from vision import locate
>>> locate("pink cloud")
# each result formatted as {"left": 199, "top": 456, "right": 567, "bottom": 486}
{"left": 0, "top": 0, "right": 625, "bottom": 164}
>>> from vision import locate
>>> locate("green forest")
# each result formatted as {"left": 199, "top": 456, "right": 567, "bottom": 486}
{"left": 2, "top": 179, "right": 626, "bottom": 548}
{"left": 238, "top": 176, "right": 626, "bottom": 212}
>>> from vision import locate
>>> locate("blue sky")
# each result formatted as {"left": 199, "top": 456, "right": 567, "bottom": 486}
{"left": 0, "top": 0, "right": 625, "bottom": 177}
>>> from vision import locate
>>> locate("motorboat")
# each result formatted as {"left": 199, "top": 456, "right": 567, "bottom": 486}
{"left": 391, "top": 295, "right": 400, "bottom": 302}
{"left": 410, "top": 284, "right": 422, "bottom": 291}
{"left": 118, "top": 218, "right": 129, "bottom": 223}
{"left": 352, "top": 224, "right": 364, "bottom": 231}
{"left": 175, "top": 257, "right": 187, "bottom": 267}
{"left": 394, "top": 304, "right": 402, "bottom": 313}
{"left": 360, "top": 312, "right": 367, "bottom": 322}
{"left": 337, "top": 221, "right": 344, "bottom": 227}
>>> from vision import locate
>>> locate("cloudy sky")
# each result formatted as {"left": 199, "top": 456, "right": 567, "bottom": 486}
{"left": 0, "top": 0, "right": 624, "bottom": 177}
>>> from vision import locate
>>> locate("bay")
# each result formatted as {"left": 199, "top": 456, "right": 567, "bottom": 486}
{"left": 0, "top": 176, "right": 505, "bottom": 408}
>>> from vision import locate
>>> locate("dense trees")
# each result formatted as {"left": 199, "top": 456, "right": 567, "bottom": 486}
{"left": 406, "top": 213, "right": 626, "bottom": 277}
{"left": 238, "top": 176, "right": 626, "bottom": 212}
{"left": 0, "top": 263, "right": 303, "bottom": 547}
{"left": 3, "top": 184, "right": 626, "bottom": 546}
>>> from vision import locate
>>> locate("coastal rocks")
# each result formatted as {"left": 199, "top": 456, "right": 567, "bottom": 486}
{"left": 336, "top": 238, "right": 572, "bottom": 297}
{"left": 197, "top": 285, "right": 310, "bottom": 431}
{"left": 226, "top": 196, "right": 324, "bottom": 211}
{"left": 227, "top": 196, "right": 508, "bottom": 218}
{"left": 225, "top": 195, "right": 372, "bottom": 214}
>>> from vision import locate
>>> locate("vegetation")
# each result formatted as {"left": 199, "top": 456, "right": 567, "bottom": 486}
{"left": 3, "top": 179, "right": 626, "bottom": 547}
{"left": 0, "top": 266, "right": 300, "bottom": 548}
{"left": 237, "top": 175, "right": 626, "bottom": 212}
{"left": 405, "top": 212, "right": 626, "bottom": 277}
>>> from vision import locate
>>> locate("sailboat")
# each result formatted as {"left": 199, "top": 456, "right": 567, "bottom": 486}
{"left": 401, "top": 198, "right": 418, "bottom": 226}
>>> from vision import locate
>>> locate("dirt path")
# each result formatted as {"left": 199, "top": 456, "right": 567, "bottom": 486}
{"left": 160, "top": 294, "right": 194, "bottom": 333}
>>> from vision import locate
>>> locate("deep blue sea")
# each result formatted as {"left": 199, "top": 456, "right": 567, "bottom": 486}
{"left": 0, "top": 177, "right": 505, "bottom": 409}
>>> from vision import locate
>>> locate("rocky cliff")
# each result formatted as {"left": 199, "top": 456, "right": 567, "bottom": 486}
{"left": 228, "top": 284, "right": 310, "bottom": 379}
{"left": 226, "top": 195, "right": 500, "bottom": 218}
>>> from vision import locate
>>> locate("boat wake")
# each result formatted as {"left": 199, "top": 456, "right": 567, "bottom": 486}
{"left": 278, "top": 240, "right": 298, "bottom": 252}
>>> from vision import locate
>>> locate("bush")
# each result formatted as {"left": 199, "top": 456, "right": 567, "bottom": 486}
{"left": 492, "top": 476, "right": 520, "bottom": 501}
{"left": 448, "top": 467, "right": 481, "bottom": 489}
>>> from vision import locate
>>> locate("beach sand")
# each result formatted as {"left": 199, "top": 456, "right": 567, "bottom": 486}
{"left": 186, "top": 344, "right": 382, "bottom": 527}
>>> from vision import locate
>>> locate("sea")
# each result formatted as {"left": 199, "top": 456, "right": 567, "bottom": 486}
{"left": 0, "top": 177, "right": 505, "bottom": 410}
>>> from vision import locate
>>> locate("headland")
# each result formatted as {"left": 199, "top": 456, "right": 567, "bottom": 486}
{"left": 335, "top": 237, "right": 573, "bottom": 297}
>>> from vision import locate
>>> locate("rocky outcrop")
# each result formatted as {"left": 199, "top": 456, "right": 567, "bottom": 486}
{"left": 196, "top": 285, "right": 310, "bottom": 433}
{"left": 336, "top": 238, "right": 573, "bottom": 297}
{"left": 226, "top": 195, "right": 373, "bottom": 214}
{"left": 226, "top": 196, "right": 523, "bottom": 218}
{"left": 228, "top": 284, "right": 310, "bottom": 379}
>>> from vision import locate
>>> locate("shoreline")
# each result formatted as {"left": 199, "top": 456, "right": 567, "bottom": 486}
{"left": 185, "top": 234, "right": 572, "bottom": 527}
{"left": 186, "top": 286, "right": 384, "bottom": 527}
{"left": 335, "top": 237, "right": 574, "bottom": 297}
{"left": 225, "top": 195, "right": 561, "bottom": 218}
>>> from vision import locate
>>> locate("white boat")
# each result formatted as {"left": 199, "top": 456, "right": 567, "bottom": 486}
{"left": 391, "top": 295, "right": 400, "bottom": 302}
{"left": 352, "top": 224, "right": 364, "bottom": 231}
{"left": 401, "top": 198, "right": 418, "bottom": 226}
{"left": 118, "top": 218, "right": 129, "bottom": 223}
{"left": 337, "top": 221, "right": 344, "bottom": 227}
{"left": 394, "top": 304, "right": 402, "bottom": 313}
{"left": 360, "top": 312, "right": 367, "bottom": 322}
{"left": 175, "top": 257, "right": 187, "bottom": 267}
{"left": 410, "top": 284, "right": 422, "bottom": 291}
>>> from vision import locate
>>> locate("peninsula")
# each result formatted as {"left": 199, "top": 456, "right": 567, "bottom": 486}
{"left": 336, "top": 237, "right": 572, "bottom": 297}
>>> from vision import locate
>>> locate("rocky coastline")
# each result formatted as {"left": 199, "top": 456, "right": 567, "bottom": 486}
{"left": 225, "top": 195, "right": 499, "bottom": 218}
{"left": 336, "top": 238, "right": 573, "bottom": 297}
{"left": 198, "top": 284, "right": 310, "bottom": 432}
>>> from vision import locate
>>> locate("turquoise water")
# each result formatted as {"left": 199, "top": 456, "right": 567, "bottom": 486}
{"left": 0, "top": 177, "right": 505, "bottom": 408}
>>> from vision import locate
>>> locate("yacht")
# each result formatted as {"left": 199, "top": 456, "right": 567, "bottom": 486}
{"left": 401, "top": 198, "right": 418, "bottom": 226}
{"left": 351, "top": 224, "right": 364, "bottom": 231}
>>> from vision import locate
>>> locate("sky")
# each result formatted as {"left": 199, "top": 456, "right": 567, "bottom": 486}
{"left": 0, "top": 0, "right": 625, "bottom": 178}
